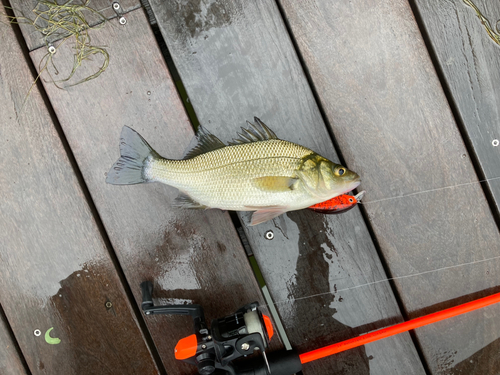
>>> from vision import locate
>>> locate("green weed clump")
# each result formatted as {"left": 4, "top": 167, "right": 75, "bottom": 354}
{"left": 4, "top": 0, "right": 110, "bottom": 91}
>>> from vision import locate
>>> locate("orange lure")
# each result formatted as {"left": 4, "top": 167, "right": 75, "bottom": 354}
{"left": 308, "top": 191, "right": 365, "bottom": 214}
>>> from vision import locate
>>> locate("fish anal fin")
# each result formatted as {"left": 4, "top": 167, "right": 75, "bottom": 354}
{"left": 252, "top": 176, "right": 298, "bottom": 192}
{"left": 173, "top": 193, "right": 207, "bottom": 209}
{"left": 248, "top": 206, "right": 288, "bottom": 226}
{"left": 184, "top": 126, "right": 226, "bottom": 159}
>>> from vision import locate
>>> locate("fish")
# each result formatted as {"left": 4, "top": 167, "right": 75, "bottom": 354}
{"left": 308, "top": 191, "right": 365, "bottom": 214}
{"left": 106, "top": 117, "right": 361, "bottom": 225}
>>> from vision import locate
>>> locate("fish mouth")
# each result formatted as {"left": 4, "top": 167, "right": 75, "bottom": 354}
{"left": 342, "top": 179, "right": 361, "bottom": 195}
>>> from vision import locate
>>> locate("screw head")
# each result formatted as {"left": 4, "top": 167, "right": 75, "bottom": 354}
{"left": 265, "top": 230, "right": 274, "bottom": 240}
{"left": 207, "top": 335, "right": 212, "bottom": 340}
{"left": 119, "top": 16, "right": 127, "bottom": 25}
{"left": 201, "top": 344, "right": 207, "bottom": 349}
{"left": 241, "top": 342, "right": 250, "bottom": 351}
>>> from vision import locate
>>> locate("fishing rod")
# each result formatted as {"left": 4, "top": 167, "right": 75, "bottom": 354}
{"left": 140, "top": 281, "right": 500, "bottom": 374}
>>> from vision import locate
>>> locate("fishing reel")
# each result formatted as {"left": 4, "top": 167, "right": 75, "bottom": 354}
{"left": 140, "top": 281, "right": 302, "bottom": 375}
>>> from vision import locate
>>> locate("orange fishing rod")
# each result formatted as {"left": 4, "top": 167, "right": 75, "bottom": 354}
{"left": 300, "top": 291, "right": 500, "bottom": 364}
{"left": 142, "top": 280, "right": 500, "bottom": 374}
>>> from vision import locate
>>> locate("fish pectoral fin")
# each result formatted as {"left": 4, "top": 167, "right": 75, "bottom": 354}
{"left": 251, "top": 176, "right": 298, "bottom": 192}
{"left": 173, "top": 193, "right": 207, "bottom": 209}
{"left": 247, "top": 206, "right": 288, "bottom": 226}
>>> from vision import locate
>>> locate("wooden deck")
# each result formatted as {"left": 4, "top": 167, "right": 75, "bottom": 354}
{"left": 1, "top": 0, "right": 500, "bottom": 374}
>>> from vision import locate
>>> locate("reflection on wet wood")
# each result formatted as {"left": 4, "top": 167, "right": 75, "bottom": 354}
{"left": 27, "top": 8, "right": 273, "bottom": 374}
{"left": 11, "top": 0, "right": 141, "bottom": 51}
{"left": 0, "top": 310, "right": 28, "bottom": 375}
{"left": 0, "top": 20, "right": 160, "bottom": 374}
{"left": 148, "top": 0, "right": 425, "bottom": 373}
{"left": 413, "top": 1, "right": 500, "bottom": 219}
{"left": 278, "top": 0, "right": 500, "bottom": 372}
{"left": 442, "top": 335, "right": 500, "bottom": 374}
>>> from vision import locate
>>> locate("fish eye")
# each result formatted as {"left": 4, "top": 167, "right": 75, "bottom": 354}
{"left": 349, "top": 198, "right": 354, "bottom": 203}
{"left": 334, "top": 167, "right": 346, "bottom": 176}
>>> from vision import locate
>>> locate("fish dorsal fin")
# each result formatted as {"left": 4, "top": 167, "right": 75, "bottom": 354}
{"left": 184, "top": 126, "right": 226, "bottom": 159}
{"left": 228, "top": 117, "right": 278, "bottom": 145}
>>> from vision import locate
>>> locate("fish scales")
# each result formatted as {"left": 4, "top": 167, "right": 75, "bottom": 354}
{"left": 107, "top": 118, "right": 361, "bottom": 225}
{"left": 146, "top": 140, "right": 314, "bottom": 210}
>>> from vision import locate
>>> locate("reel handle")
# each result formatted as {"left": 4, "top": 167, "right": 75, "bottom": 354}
{"left": 140, "top": 281, "right": 205, "bottom": 322}
{"left": 140, "top": 281, "right": 302, "bottom": 374}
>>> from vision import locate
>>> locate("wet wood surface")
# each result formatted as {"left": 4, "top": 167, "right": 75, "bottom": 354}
{"left": 413, "top": 0, "right": 500, "bottom": 253}
{"left": 0, "top": 310, "right": 28, "bottom": 375}
{"left": 5, "top": 0, "right": 500, "bottom": 373}
{"left": 148, "top": 1, "right": 425, "bottom": 374}
{"left": 442, "top": 335, "right": 500, "bottom": 374}
{"left": 12, "top": 0, "right": 141, "bottom": 51}
{"left": 277, "top": 0, "right": 500, "bottom": 373}
{"left": 0, "top": 19, "right": 160, "bottom": 375}
{"left": 25, "top": 8, "right": 275, "bottom": 374}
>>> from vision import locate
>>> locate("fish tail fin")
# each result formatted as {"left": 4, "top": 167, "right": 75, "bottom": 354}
{"left": 106, "top": 126, "right": 160, "bottom": 185}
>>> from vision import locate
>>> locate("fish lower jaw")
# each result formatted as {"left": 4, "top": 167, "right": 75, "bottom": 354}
{"left": 339, "top": 181, "right": 360, "bottom": 196}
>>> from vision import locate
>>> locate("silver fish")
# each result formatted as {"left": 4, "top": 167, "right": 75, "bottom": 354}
{"left": 106, "top": 118, "right": 360, "bottom": 225}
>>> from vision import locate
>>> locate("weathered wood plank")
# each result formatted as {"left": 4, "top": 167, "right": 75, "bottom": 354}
{"left": 413, "top": 0, "right": 500, "bottom": 259}
{"left": 25, "top": 8, "right": 274, "bottom": 373}
{"left": 149, "top": 1, "right": 426, "bottom": 374}
{"left": 0, "top": 310, "right": 28, "bottom": 375}
{"left": 0, "top": 20, "right": 160, "bottom": 374}
{"left": 277, "top": 0, "right": 500, "bottom": 373}
{"left": 442, "top": 335, "right": 500, "bottom": 374}
{"left": 12, "top": 0, "right": 141, "bottom": 51}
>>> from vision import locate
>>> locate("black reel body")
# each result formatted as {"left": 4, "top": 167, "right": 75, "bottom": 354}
{"left": 140, "top": 281, "right": 301, "bottom": 375}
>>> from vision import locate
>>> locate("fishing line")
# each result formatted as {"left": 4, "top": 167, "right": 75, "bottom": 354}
{"left": 357, "top": 176, "right": 500, "bottom": 205}
{"left": 256, "top": 177, "right": 500, "bottom": 309}
{"left": 260, "top": 252, "right": 500, "bottom": 308}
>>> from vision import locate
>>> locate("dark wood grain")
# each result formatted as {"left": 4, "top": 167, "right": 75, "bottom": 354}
{"left": 0, "top": 310, "right": 28, "bottom": 375}
{"left": 11, "top": 0, "right": 141, "bottom": 51}
{"left": 25, "top": 8, "right": 274, "bottom": 374}
{"left": 0, "top": 20, "right": 160, "bottom": 375}
{"left": 278, "top": 0, "right": 500, "bottom": 373}
{"left": 413, "top": 0, "right": 500, "bottom": 255}
{"left": 442, "top": 336, "right": 500, "bottom": 374}
{"left": 148, "top": 1, "right": 426, "bottom": 374}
